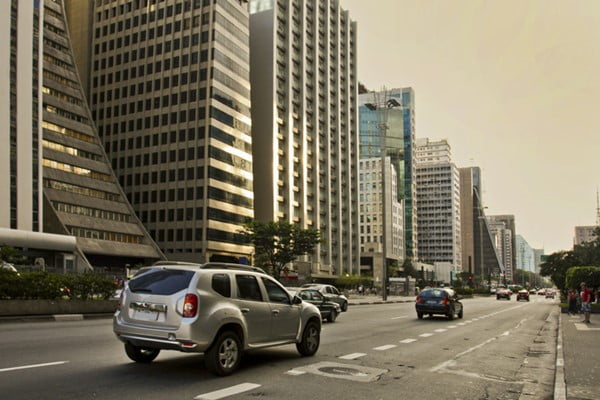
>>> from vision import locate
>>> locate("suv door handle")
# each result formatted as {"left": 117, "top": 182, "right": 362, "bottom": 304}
{"left": 272, "top": 310, "right": 280, "bottom": 315}
{"left": 241, "top": 308, "right": 250, "bottom": 314}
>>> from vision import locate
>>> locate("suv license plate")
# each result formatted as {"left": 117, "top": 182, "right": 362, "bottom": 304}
{"left": 133, "top": 309, "right": 159, "bottom": 321}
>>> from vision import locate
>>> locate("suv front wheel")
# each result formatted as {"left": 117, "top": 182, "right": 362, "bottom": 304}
{"left": 296, "top": 320, "right": 320, "bottom": 356}
{"left": 205, "top": 331, "right": 242, "bottom": 376}
{"left": 124, "top": 342, "right": 160, "bottom": 363}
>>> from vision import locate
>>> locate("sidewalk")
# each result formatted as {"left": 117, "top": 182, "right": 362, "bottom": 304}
{"left": 347, "top": 293, "right": 415, "bottom": 306}
{"left": 557, "top": 311, "right": 600, "bottom": 400}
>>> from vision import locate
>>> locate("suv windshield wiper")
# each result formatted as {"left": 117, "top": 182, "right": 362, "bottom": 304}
{"left": 130, "top": 288, "right": 153, "bottom": 293}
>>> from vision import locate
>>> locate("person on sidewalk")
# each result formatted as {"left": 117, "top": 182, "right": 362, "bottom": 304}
{"left": 580, "top": 282, "right": 592, "bottom": 323}
{"left": 568, "top": 289, "right": 578, "bottom": 315}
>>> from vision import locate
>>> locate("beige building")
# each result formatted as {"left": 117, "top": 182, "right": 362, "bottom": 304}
{"left": 249, "top": 0, "right": 360, "bottom": 277}
{"left": 66, "top": 0, "right": 254, "bottom": 263}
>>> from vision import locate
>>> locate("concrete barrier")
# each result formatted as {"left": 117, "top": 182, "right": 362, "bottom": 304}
{"left": 0, "top": 299, "right": 118, "bottom": 316}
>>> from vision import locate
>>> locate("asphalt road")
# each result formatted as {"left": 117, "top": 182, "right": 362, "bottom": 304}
{"left": 0, "top": 296, "right": 559, "bottom": 400}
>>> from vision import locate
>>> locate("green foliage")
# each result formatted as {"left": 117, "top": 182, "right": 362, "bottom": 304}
{"left": 540, "top": 250, "right": 580, "bottom": 291}
{"left": 0, "top": 245, "right": 25, "bottom": 264}
{"left": 239, "top": 220, "right": 323, "bottom": 278}
{"left": 0, "top": 270, "right": 116, "bottom": 300}
{"left": 334, "top": 274, "right": 373, "bottom": 288}
{"left": 401, "top": 258, "right": 417, "bottom": 278}
{"left": 454, "top": 287, "right": 474, "bottom": 296}
{"left": 565, "top": 266, "right": 600, "bottom": 290}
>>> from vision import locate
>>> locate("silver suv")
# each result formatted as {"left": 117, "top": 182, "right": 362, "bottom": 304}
{"left": 113, "top": 262, "right": 322, "bottom": 376}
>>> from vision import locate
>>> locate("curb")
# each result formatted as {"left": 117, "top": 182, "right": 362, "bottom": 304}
{"left": 0, "top": 313, "right": 114, "bottom": 323}
{"left": 554, "top": 312, "right": 567, "bottom": 400}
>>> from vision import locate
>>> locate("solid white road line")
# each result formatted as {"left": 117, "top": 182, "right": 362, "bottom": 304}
{"left": 373, "top": 344, "right": 397, "bottom": 351}
{"left": 399, "top": 338, "right": 417, "bottom": 344}
{"left": 339, "top": 353, "right": 367, "bottom": 360}
{"left": 194, "top": 383, "right": 261, "bottom": 400}
{"left": 0, "top": 361, "right": 69, "bottom": 373}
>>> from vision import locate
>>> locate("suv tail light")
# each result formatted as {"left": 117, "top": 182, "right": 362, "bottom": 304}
{"left": 416, "top": 296, "right": 422, "bottom": 304}
{"left": 441, "top": 297, "right": 449, "bottom": 305}
{"left": 116, "top": 291, "right": 124, "bottom": 311}
{"left": 183, "top": 294, "right": 198, "bottom": 318}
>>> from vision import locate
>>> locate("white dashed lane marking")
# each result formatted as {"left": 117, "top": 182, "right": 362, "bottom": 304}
{"left": 339, "top": 353, "right": 367, "bottom": 360}
{"left": 0, "top": 361, "right": 69, "bottom": 373}
{"left": 419, "top": 333, "right": 434, "bottom": 338}
{"left": 373, "top": 344, "right": 397, "bottom": 351}
{"left": 194, "top": 383, "right": 261, "bottom": 400}
{"left": 434, "top": 329, "right": 447, "bottom": 333}
{"left": 400, "top": 338, "right": 417, "bottom": 344}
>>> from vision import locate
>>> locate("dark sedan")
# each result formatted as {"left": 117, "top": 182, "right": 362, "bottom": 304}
{"left": 516, "top": 290, "right": 530, "bottom": 301}
{"left": 415, "top": 288, "right": 463, "bottom": 320}
{"left": 300, "top": 284, "right": 349, "bottom": 311}
{"left": 287, "top": 288, "right": 341, "bottom": 322}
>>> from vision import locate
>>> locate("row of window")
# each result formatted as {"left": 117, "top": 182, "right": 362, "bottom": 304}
{"left": 42, "top": 121, "right": 97, "bottom": 144}
{"left": 139, "top": 205, "right": 248, "bottom": 226}
{"left": 52, "top": 201, "right": 131, "bottom": 223}
{"left": 43, "top": 159, "right": 112, "bottom": 182}
{"left": 149, "top": 227, "right": 245, "bottom": 246}
{"left": 44, "top": 179, "right": 121, "bottom": 202}
{"left": 43, "top": 140, "right": 102, "bottom": 162}
{"left": 69, "top": 226, "right": 142, "bottom": 244}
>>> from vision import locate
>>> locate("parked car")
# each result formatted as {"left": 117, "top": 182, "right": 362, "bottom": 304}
{"left": 415, "top": 288, "right": 463, "bottom": 320}
{"left": 113, "top": 262, "right": 322, "bottom": 376}
{"left": 300, "top": 284, "right": 349, "bottom": 311}
{"left": 496, "top": 288, "right": 511, "bottom": 300}
{"left": 287, "top": 288, "right": 341, "bottom": 322}
{"left": 516, "top": 289, "right": 530, "bottom": 301}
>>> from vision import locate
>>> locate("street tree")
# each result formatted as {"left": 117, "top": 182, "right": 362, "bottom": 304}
{"left": 540, "top": 250, "right": 579, "bottom": 292}
{"left": 239, "top": 220, "right": 322, "bottom": 279}
{"left": 401, "top": 258, "right": 417, "bottom": 278}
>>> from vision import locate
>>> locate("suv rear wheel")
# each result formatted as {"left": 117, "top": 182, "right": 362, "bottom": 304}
{"left": 205, "top": 331, "right": 242, "bottom": 376}
{"left": 296, "top": 320, "right": 320, "bottom": 356}
{"left": 124, "top": 342, "right": 160, "bottom": 363}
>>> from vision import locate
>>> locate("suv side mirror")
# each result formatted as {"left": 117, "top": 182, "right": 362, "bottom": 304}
{"left": 292, "top": 295, "right": 303, "bottom": 305}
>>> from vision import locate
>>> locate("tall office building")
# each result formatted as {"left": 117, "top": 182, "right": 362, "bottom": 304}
{"left": 1, "top": 0, "right": 163, "bottom": 273}
{"left": 459, "top": 166, "right": 504, "bottom": 282}
{"left": 488, "top": 214, "right": 516, "bottom": 282}
{"left": 415, "top": 138, "right": 461, "bottom": 271}
{"left": 358, "top": 157, "right": 404, "bottom": 266}
{"left": 515, "top": 234, "right": 535, "bottom": 274}
{"left": 249, "top": 0, "right": 359, "bottom": 277}
{"left": 68, "top": 0, "right": 254, "bottom": 263}
{"left": 358, "top": 87, "right": 417, "bottom": 262}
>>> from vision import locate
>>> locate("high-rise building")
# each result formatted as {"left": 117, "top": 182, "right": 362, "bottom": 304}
{"left": 358, "top": 157, "right": 404, "bottom": 266}
{"left": 488, "top": 214, "right": 516, "bottom": 282}
{"left": 515, "top": 234, "right": 535, "bottom": 274}
{"left": 358, "top": 87, "right": 417, "bottom": 262}
{"left": 415, "top": 138, "right": 461, "bottom": 272}
{"left": 67, "top": 0, "right": 254, "bottom": 263}
{"left": 249, "top": 0, "right": 359, "bottom": 277}
{"left": 459, "top": 166, "right": 504, "bottom": 283}
{"left": 1, "top": 0, "right": 163, "bottom": 273}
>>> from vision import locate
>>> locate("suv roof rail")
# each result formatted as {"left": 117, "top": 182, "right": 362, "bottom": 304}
{"left": 152, "top": 261, "right": 203, "bottom": 267}
{"left": 200, "top": 262, "right": 266, "bottom": 274}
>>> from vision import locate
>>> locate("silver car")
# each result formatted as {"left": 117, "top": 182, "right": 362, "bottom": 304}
{"left": 300, "top": 284, "right": 349, "bottom": 311}
{"left": 113, "top": 262, "right": 322, "bottom": 376}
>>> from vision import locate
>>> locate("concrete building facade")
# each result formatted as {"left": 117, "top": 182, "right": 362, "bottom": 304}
{"left": 359, "top": 157, "right": 404, "bottom": 266}
{"left": 1, "top": 0, "right": 163, "bottom": 273}
{"left": 358, "top": 88, "right": 417, "bottom": 262}
{"left": 249, "top": 0, "right": 360, "bottom": 277}
{"left": 68, "top": 0, "right": 254, "bottom": 263}
{"left": 415, "top": 138, "right": 461, "bottom": 272}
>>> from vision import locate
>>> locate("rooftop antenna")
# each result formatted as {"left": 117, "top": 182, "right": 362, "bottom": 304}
{"left": 596, "top": 187, "right": 600, "bottom": 226}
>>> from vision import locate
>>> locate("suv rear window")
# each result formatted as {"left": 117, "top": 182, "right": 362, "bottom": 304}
{"left": 129, "top": 268, "right": 194, "bottom": 295}
{"left": 420, "top": 289, "right": 447, "bottom": 298}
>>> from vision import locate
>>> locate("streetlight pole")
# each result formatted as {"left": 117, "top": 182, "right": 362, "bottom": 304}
{"left": 380, "top": 120, "right": 388, "bottom": 301}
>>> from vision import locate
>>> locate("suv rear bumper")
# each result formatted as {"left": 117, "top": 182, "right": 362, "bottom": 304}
{"left": 113, "top": 311, "right": 212, "bottom": 352}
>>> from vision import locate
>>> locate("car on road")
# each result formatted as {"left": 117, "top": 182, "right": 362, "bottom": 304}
{"left": 113, "top": 262, "right": 322, "bottom": 376}
{"left": 545, "top": 290, "right": 556, "bottom": 299}
{"left": 516, "top": 289, "right": 530, "bottom": 301}
{"left": 286, "top": 288, "right": 341, "bottom": 322}
{"left": 496, "top": 288, "right": 512, "bottom": 300}
{"left": 415, "top": 288, "right": 463, "bottom": 320}
{"left": 300, "top": 283, "right": 349, "bottom": 312}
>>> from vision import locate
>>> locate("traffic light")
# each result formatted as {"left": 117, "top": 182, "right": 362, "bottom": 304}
{"left": 468, "top": 275, "right": 473, "bottom": 281}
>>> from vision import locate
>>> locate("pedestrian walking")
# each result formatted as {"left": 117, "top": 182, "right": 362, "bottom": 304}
{"left": 580, "top": 282, "right": 592, "bottom": 323}
{"left": 568, "top": 289, "right": 578, "bottom": 315}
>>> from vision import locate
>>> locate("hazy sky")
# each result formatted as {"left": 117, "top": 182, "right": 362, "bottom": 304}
{"left": 341, "top": 0, "right": 600, "bottom": 254}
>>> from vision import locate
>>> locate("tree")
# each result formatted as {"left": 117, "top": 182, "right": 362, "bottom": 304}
{"left": 540, "top": 250, "right": 579, "bottom": 292}
{"left": 573, "top": 227, "right": 600, "bottom": 266}
{"left": 239, "top": 220, "right": 322, "bottom": 279}
{"left": 0, "top": 245, "right": 24, "bottom": 265}
{"left": 401, "top": 258, "right": 417, "bottom": 278}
